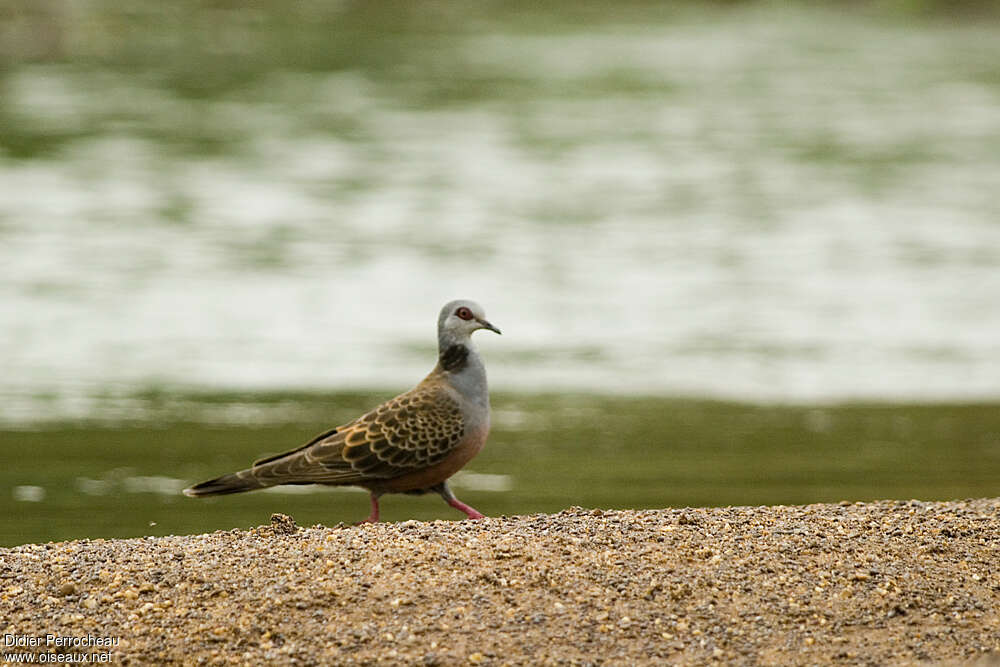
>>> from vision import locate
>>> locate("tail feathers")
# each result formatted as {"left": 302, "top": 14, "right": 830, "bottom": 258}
{"left": 183, "top": 470, "right": 267, "bottom": 497}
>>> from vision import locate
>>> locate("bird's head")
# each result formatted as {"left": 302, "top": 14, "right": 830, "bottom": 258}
{"left": 438, "top": 299, "right": 501, "bottom": 343}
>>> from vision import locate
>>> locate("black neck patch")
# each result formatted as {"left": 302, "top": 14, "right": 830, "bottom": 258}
{"left": 440, "top": 344, "right": 469, "bottom": 372}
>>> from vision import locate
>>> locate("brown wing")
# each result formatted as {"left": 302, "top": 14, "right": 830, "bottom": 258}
{"left": 246, "top": 382, "right": 466, "bottom": 487}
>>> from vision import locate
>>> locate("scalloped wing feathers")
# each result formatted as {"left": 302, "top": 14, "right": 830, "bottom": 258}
{"left": 246, "top": 380, "right": 465, "bottom": 487}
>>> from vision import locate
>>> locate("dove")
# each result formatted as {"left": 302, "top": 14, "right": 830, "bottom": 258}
{"left": 183, "top": 300, "right": 500, "bottom": 523}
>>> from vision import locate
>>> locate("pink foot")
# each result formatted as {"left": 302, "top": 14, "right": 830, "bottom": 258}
{"left": 446, "top": 497, "right": 485, "bottom": 520}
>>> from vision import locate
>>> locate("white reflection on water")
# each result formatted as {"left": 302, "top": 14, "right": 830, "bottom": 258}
{"left": 1, "top": 9, "right": 999, "bottom": 420}
{"left": 13, "top": 486, "right": 46, "bottom": 502}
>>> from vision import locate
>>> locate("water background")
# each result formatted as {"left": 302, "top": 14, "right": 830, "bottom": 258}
{"left": 3, "top": 3, "right": 1000, "bottom": 423}
{"left": 2, "top": 2, "right": 1000, "bottom": 545}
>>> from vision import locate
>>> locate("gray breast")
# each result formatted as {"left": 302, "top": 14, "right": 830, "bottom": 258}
{"left": 441, "top": 344, "right": 490, "bottom": 423}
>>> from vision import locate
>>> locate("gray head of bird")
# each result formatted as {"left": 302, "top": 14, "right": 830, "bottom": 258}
{"left": 437, "top": 299, "right": 501, "bottom": 347}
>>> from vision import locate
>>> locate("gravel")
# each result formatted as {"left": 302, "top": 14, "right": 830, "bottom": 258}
{"left": 2, "top": 499, "right": 999, "bottom": 665}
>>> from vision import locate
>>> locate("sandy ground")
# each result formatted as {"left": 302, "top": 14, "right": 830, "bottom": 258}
{"left": 2, "top": 499, "right": 999, "bottom": 666}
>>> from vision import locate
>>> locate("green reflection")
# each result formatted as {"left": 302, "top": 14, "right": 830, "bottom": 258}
{"left": 2, "top": 391, "right": 998, "bottom": 546}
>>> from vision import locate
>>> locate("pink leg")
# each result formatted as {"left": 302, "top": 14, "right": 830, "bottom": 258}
{"left": 446, "top": 496, "right": 485, "bottom": 520}
{"left": 436, "top": 482, "right": 485, "bottom": 520}
{"left": 355, "top": 492, "right": 381, "bottom": 524}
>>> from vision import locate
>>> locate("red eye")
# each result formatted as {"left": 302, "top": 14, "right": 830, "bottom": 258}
{"left": 456, "top": 307, "right": 473, "bottom": 320}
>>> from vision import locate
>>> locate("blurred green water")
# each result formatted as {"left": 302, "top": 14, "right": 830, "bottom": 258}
{"left": 2, "top": 2, "right": 1000, "bottom": 410}
{"left": 3, "top": 391, "right": 998, "bottom": 546}
{"left": 3, "top": 1, "right": 999, "bottom": 157}
{"left": 2, "top": 1, "right": 999, "bottom": 546}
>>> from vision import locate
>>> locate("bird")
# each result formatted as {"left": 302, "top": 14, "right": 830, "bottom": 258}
{"left": 183, "top": 299, "right": 501, "bottom": 523}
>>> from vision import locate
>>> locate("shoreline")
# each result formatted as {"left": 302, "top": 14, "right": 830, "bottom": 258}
{"left": 6, "top": 397, "right": 1000, "bottom": 547}
{"left": 2, "top": 499, "right": 999, "bottom": 665}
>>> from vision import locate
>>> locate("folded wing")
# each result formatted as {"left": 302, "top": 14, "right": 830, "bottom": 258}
{"left": 184, "top": 382, "right": 466, "bottom": 496}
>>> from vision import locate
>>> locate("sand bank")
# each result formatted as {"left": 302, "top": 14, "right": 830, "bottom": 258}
{"left": 2, "top": 499, "right": 999, "bottom": 665}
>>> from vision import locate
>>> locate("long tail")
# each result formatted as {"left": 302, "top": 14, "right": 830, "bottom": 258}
{"left": 184, "top": 427, "right": 347, "bottom": 498}
{"left": 183, "top": 470, "right": 268, "bottom": 497}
